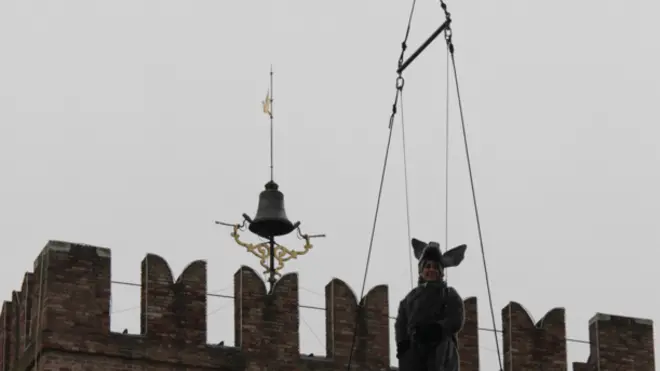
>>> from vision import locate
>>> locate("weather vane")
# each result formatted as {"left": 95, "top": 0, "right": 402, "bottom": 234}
{"left": 215, "top": 66, "right": 325, "bottom": 291}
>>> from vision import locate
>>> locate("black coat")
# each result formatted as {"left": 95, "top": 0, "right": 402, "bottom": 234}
{"left": 395, "top": 281, "right": 465, "bottom": 371}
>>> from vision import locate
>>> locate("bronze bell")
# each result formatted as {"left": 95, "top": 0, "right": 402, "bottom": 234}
{"left": 247, "top": 181, "right": 297, "bottom": 239}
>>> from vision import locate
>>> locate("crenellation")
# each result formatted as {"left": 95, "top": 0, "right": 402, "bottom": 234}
{"left": 18, "top": 272, "right": 34, "bottom": 351}
{"left": 234, "top": 266, "right": 268, "bottom": 351}
{"left": 174, "top": 260, "right": 208, "bottom": 345}
{"left": 502, "top": 302, "right": 567, "bottom": 371}
{"left": 324, "top": 279, "right": 358, "bottom": 362}
{"left": 0, "top": 301, "right": 12, "bottom": 371}
{"left": 34, "top": 241, "right": 112, "bottom": 336}
{"left": 140, "top": 254, "right": 175, "bottom": 338}
{"left": 140, "top": 255, "right": 208, "bottom": 346}
{"left": 2, "top": 291, "right": 26, "bottom": 371}
{"left": 6, "top": 295, "right": 18, "bottom": 371}
{"left": 321, "top": 279, "right": 390, "bottom": 369}
{"left": 583, "top": 313, "right": 655, "bottom": 371}
{"left": 357, "top": 284, "right": 389, "bottom": 367}
{"left": 234, "top": 266, "right": 301, "bottom": 370}
{"left": 269, "top": 272, "right": 301, "bottom": 366}
{"left": 0, "top": 241, "right": 654, "bottom": 371}
{"left": 458, "top": 297, "right": 479, "bottom": 371}
{"left": 2, "top": 271, "right": 38, "bottom": 370}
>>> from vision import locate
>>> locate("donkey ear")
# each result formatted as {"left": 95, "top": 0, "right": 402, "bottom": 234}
{"left": 440, "top": 244, "right": 467, "bottom": 268}
{"left": 411, "top": 238, "right": 427, "bottom": 260}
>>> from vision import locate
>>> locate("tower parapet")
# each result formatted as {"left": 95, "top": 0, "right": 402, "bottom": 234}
{"left": 0, "top": 241, "right": 654, "bottom": 371}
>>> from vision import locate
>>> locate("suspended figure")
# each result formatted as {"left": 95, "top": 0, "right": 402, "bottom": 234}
{"left": 395, "top": 238, "right": 467, "bottom": 371}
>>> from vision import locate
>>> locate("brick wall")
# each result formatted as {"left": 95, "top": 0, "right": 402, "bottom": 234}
{"left": 0, "top": 240, "right": 655, "bottom": 371}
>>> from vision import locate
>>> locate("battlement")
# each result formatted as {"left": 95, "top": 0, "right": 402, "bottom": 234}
{"left": 0, "top": 241, "right": 655, "bottom": 371}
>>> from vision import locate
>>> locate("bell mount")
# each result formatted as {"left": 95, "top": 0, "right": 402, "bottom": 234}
{"left": 215, "top": 179, "right": 324, "bottom": 291}
{"left": 214, "top": 67, "right": 324, "bottom": 292}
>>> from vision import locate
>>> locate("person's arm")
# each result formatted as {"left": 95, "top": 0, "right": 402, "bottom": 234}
{"left": 394, "top": 298, "right": 410, "bottom": 358}
{"left": 440, "top": 286, "right": 465, "bottom": 335}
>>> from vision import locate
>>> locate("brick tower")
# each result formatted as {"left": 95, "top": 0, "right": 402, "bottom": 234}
{"left": 0, "top": 241, "right": 655, "bottom": 370}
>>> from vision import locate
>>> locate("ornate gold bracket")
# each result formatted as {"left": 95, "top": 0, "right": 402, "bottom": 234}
{"left": 231, "top": 225, "right": 313, "bottom": 278}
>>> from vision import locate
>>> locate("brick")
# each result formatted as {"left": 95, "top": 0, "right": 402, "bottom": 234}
{"left": 502, "top": 302, "right": 566, "bottom": 370}
{"left": 459, "top": 297, "right": 479, "bottom": 371}
{"left": 35, "top": 240, "right": 112, "bottom": 336}
{"left": 0, "top": 241, "right": 654, "bottom": 371}
{"left": 140, "top": 254, "right": 207, "bottom": 345}
{"left": 0, "top": 301, "right": 12, "bottom": 371}
{"left": 583, "top": 313, "right": 655, "bottom": 371}
{"left": 324, "top": 279, "right": 389, "bottom": 370}
{"left": 234, "top": 266, "right": 300, "bottom": 370}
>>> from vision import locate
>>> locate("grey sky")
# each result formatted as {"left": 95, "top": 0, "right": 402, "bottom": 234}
{"left": 0, "top": 0, "right": 658, "bottom": 369}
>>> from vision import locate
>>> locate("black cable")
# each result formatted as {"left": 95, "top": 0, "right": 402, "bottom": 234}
{"left": 443, "top": 37, "right": 451, "bottom": 282}
{"left": 345, "top": 85, "right": 402, "bottom": 371}
{"left": 399, "top": 89, "right": 415, "bottom": 290}
{"left": 113, "top": 278, "right": 598, "bottom": 348}
{"left": 344, "top": 1, "right": 419, "bottom": 368}
{"left": 443, "top": 18, "right": 504, "bottom": 371}
{"left": 399, "top": 0, "right": 419, "bottom": 64}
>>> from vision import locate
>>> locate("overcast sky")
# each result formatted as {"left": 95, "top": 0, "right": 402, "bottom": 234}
{"left": 0, "top": 0, "right": 658, "bottom": 369}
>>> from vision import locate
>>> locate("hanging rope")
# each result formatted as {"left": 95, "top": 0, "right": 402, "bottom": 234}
{"left": 345, "top": 1, "right": 418, "bottom": 369}
{"left": 345, "top": 83, "right": 401, "bottom": 371}
{"left": 400, "top": 90, "right": 414, "bottom": 290}
{"left": 439, "top": 1, "right": 503, "bottom": 369}
{"left": 443, "top": 34, "right": 451, "bottom": 282}
{"left": 398, "top": 0, "right": 418, "bottom": 292}
{"left": 400, "top": 0, "right": 419, "bottom": 295}
{"left": 345, "top": 1, "right": 503, "bottom": 369}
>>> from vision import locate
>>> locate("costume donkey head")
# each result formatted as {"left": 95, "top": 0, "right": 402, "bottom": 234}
{"left": 411, "top": 238, "right": 467, "bottom": 271}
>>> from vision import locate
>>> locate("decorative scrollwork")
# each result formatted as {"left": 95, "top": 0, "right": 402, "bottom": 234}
{"left": 231, "top": 225, "right": 313, "bottom": 278}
